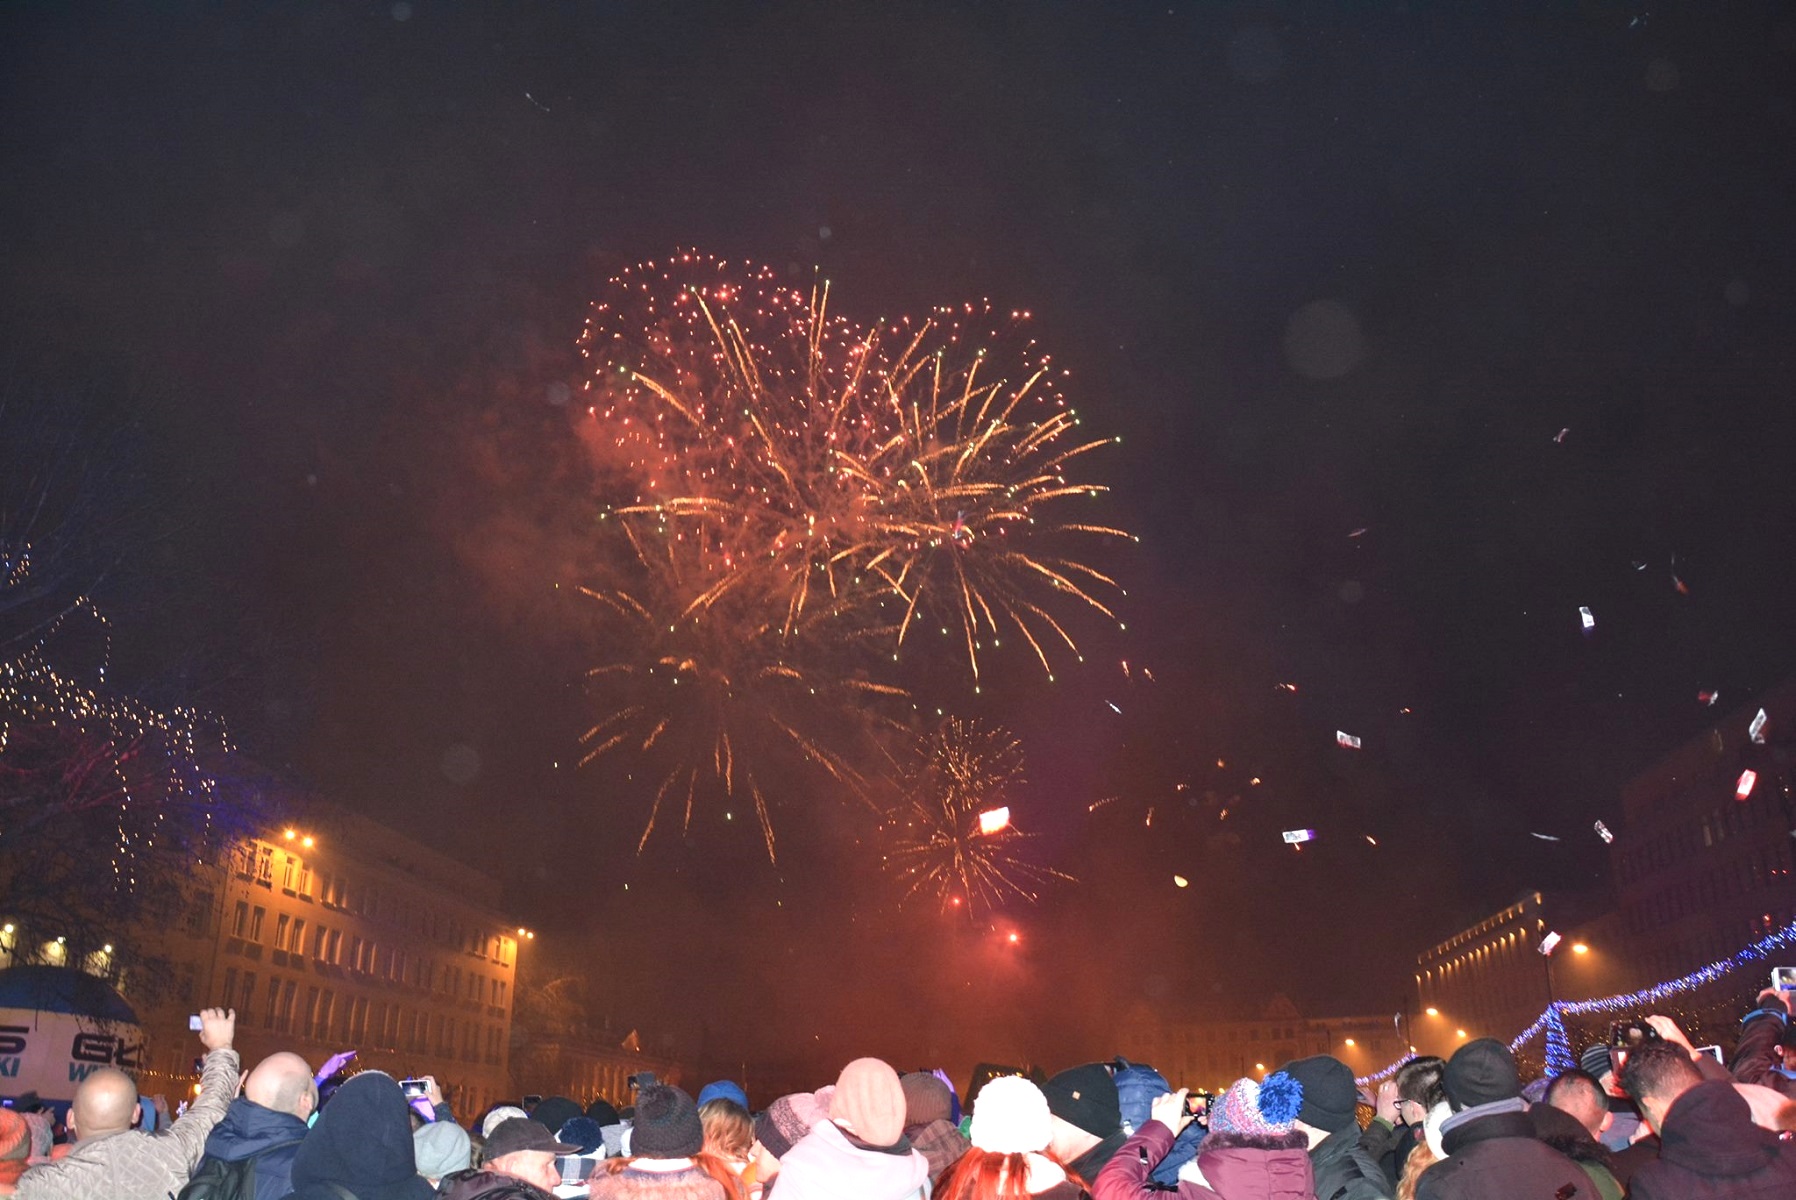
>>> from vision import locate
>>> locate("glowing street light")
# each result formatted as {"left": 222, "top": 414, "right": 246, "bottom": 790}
{"left": 1456, "top": 1029, "right": 1468, "bottom": 1039}
{"left": 301, "top": 835, "right": 315, "bottom": 849}
{"left": 1344, "top": 1038, "right": 1356, "bottom": 1047}
{"left": 1425, "top": 1007, "right": 1439, "bottom": 1017}
{"left": 1572, "top": 942, "right": 1590, "bottom": 955}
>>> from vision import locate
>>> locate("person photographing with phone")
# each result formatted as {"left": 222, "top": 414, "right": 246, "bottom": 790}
{"left": 1728, "top": 974, "right": 1796, "bottom": 1099}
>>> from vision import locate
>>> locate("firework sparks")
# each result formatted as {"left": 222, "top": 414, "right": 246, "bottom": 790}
{"left": 574, "top": 253, "right": 1130, "bottom": 685}
{"left": 881, "top": 719, "right": 1073, "bottom": 914}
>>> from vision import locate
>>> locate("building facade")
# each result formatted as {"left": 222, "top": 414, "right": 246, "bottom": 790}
{"left": 1116, "top": 995, "right": 1410, "bottom": 1093}
{"left": 125, "top": 807, "right": 526, "bottom": 1117}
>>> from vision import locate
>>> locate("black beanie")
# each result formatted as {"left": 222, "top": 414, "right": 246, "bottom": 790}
{"left": 1444, "top": 1038, "right": 1522, "bottom": 1111}
{"left": 1277, "top": 1055, "right": 1357, "bottom": 1133}
{"left": 630, "top": 1084, "right": 703, "bottom": 1158}
{"left": 1041, "top": 1063, "right": 1120, "bottom": 1139}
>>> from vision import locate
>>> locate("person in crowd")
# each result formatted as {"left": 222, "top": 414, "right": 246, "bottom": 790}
{"left": 586, "top": 1084, "right": 733, "bottom": 1199}
{"left": 1575, "top": 1043, "right": 1645, "bottom": 1151}
{"left": 935, "top": 1074, "right": 1079, "bottom": 1199}
{"left": 1095, "top": 1071, "right": 1313, "bottom": 1200}
{"left": 1733, "top": 1082, "right": 1796, "bottom": 1131}
{"left": 17, "top": 1007, "right": 239, "bottom": 1200}
{"left": 443, "top": 1118, "right": 578, "bottom": 1199}
{"left": 0, "top": 1109, "right": 30, "bottom": 1196}
{"left": 1272, "top": 1056, "right": 1387, "bottom": 1200}
{"left": 1359, "top": 1058, "right": 1444, "bottom": 1190}
{"left": 414, "top": 1120, "right": 474, "bottom": 1190}
{"left": 771, "top": 1058, "right": 929, "bottom": 1200}
{"left": 1411, "top": 1039, "right": 1584, "bottom": 1200}
{"left": 1391, "top": 1141, "right": 1434, "bottom": 1200}
{"left": 1729, "top": 986, "right": 1796, "bottom": 1098}
{"left": 1526, "top": 1099, "right": 1622, "bottom": 1200}
{"left": 529, "top": 1101, "right": 584, "bottom": 1146}
{"left": 192, "top": 1049, "right": 318, "bottom": 1200}
{"left": 284, "top": 1070, "right": 436, "bottom": 1200}
{"left": 696, "top": 1084, "right": 749, "bottom": 1111}
{"left": 900, "top": 1071, "right": 972, "bottom": 1188}
{"left": 1541, "top": 1070, "right": 1610, "bottom": 1143}
{"left": 1041, "top": 1063, "right": 1126, "bottom": 1185}
{"left": 1622, "top": 1039, "right": 1796, "bottom": 1197}
{"left": 746, "top": 1088, "right": 830, "bottom": 1197}
{"left": 553, "top": 1117, "right": 609, "bottom": 1197}
{"left": 698, "top": 1098, "right": 754, "bottom": 1180}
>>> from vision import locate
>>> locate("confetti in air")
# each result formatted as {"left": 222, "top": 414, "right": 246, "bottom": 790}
{"left": 1736, "top": 769, "right": 1758, "bottom": 802}
{"left": 1749, "top": 708, "right": 1768, "bottom": 744}
{"left": 1579, "top": 606, "right": 1596, "bottom": 633}
{"left": 1281, "top": 828, "right": 1316, "bottom": 845}
{"left": 1335, "top": 730, "right": 1362, "bottom": 750}
{"left": 1699, "top": 691, "right": 1720, "bottom": 706}
{"left": 1530, "top": 832, "right": 1563, "bottom": 842}
{"left": 1594, "top": 820, "right": 1614, "bottom": 844}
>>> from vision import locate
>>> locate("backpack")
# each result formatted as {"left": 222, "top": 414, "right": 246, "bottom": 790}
{"left": 175, "top": 1138, "right": 305, "bottom": 1200}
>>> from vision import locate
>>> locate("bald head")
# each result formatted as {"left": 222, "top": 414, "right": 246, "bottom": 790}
{"left": 1545, "top": 1070, "right": 1610, "bottom": 1138}
{"left": 70, "top": 1068, "right": 139, "bottom": 1140}
{"left": 245, "top": 1052, "right": 318, "bottom": 1119}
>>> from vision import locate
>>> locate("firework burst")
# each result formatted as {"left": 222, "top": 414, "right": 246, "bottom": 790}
{"left": 881, "top": 719, "right": 1073, "bottom": 914}
{"left": 575, "top": 253, "right": 1131, "bottom": 684}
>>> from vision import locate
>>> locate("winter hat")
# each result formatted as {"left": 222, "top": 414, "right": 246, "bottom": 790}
{"left": 901, "top": 1072, "right": 954, "bottom": 1128}
{"left": 754, "top": 1090, "right": 831, "bottom": 1160}
{"left": 0, "top": 1110, "right": 28, "bottom": 1161}
{"left": 630, "top": 1084, "right": 704, "bottom": 1158}
{"left": 968, "top": 1075, "right": 1053, "bottom": 1154}
{"left": 530, "top": 1096, "right": 583, "bottom": 1139}
{"left": 1444, "top": 1039, "right": 1522, "bottom": 1111}
{"left": 1275, "top": 1056, "right": 1357, "bottom": 1133}
{"left": 1041, "top": 1063, "right": 1121, "bottom": 1139}
{"left": 484, "top": 1117, "right": 579, "bottom": 1159}
{"left": 557, "top": 1116, "right": 606, "bottom": 1155}
{"left": 287, "top": 1072, "right": 436, "bottom": 1200}
{"left": 696, "top": 1080, "right": 749, "bottom": 1110}
{"left": 481, "top": 1105, "right": 530, "bottom": 1139}
{"left": 830, "top": 1058, "right": 908, "bottom": 1147}
{"left": 585, "top": 1099, "right": 621, "bottom": 1126}
{"left": 412, "top": 1119, "right": 471, "bottom": 1179}
{"left": 1209, "top": 1073, "right": 1304, "bottom": 1138}
{"left": 1579, "top": 1044, "right": 1614, "bottom": 1080}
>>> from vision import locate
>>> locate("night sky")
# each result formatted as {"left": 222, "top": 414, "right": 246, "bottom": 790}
{"left": 5, "top": 2, "right": 1796, "bottom": 1088}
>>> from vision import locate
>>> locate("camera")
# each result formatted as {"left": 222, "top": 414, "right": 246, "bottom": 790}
{"left": 1772, "top": 966, "right": 1796, "bottom": 990}
{"left": 1184, "top": 1090, "right": 1214, "bottom": 1119}
{"left": 188, "top": 1014, "right": 202, "bottom": 1032}
{"left": 1609, "top": 1019, "right": 1661, "bottom": 1050}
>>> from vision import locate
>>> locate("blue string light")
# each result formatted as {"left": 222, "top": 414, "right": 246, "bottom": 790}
{"left": 1357, "top": 914, "right": 1796, "bottom": 1085}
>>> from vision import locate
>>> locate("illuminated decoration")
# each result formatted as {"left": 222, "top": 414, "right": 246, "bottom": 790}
{"left": 1335, "top": 730, "right": 1361, "bottom": 750}
{"left": 573, "top": 253, "right": 1131, "bottom": 857}
{"left": 882, "top": 720, "right": 1072, "bottom": 915}
{"left": 1736, "top": 769, "right": 1757, "bottom": 801}
{"left": 1579, "top": 606, "right": 1595, "bottom": 632}
{"left": 1358, "top": 913, "right": 1796, "bottom": 1084}
{"left": 977, "top": 806, "right": 1011, "bottom": 835}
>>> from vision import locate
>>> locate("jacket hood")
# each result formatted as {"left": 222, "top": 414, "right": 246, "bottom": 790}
{"left": 289, "top": 1071, "right": 436, "bottom": 1200}
{"left": 1658, "top": 1080, "right": 1782, "bottom": 1179}
{"left": 1196, "top": 1144, "right": 1315, "bottom": 1200}
{"left": 203, "top": 1096, "right": 310, "bottom": 1162}
{"left": 772, "top": 1118, "right": 930, "bottom": 1200}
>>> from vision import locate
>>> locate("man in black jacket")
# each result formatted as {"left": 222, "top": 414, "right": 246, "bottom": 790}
{"left": 1623, "top": 1042, "right": 1796, "bottom": 1198}
{"left": 1277, "top": 1054, "right": 1390, "bottom": 1200}
{"left": 1729, "top": 987, "right": 1796, "bottom": 1098}
{"left": 1414, "top": 1039, "right": 1586, "bottom": 1200}
{"left": 193, "top": 1050, "right": 317, "bottom": 1200}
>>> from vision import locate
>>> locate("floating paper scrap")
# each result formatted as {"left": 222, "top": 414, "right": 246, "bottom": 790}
{"left": 1282, "top": 828, "right": 1316, "bottom": 844}
{"left": 1554, "top": 428, "right": 1569, "bottom": 444}
{"left": 1699, "top": 691, "right": 1720, "bottom": 706}
{"left": 1579, "top": 606, "right": 1596, "bottom": 632}
{"left": 1277, "top": 682, "right": 1299, "bottom": 693}
{"left": 1364, "top": 835, "right": 1378, "bottom": 846}
{"left": 1594, "top": 820, "right": 1614, "bottom": 844}
{"left": 1348, "top": 527, "right": 1368, "bottom": 538}
{"left": 1531, "top": 832, "right": 1562, "bottom": 842}
{"left": 1673, "top": 575, "right": 1690, "bottom": 595}
{"left": 1106, "top": 701, "right": 1121, "bottom": 714}
{"left": 1737, "top": 770, "right": 1758, "bottom": 801}
{"left": 1336, "top": 730, "right": 1362, "bottom": 750}
{"left": 1749, "top": 708, "right": 1768, "bottom": 744}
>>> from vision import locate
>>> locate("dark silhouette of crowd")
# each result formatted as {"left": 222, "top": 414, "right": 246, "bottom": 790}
{"left": 5, "top": 985, "right": 1796, "bottom": 1200}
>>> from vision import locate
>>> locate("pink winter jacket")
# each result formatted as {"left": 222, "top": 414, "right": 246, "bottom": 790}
{"left": 1093, "top": 1121, "right": 1315, "bottom": 1200}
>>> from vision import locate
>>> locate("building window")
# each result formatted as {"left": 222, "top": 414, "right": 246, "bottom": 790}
{"left": 281, "top": 856, "right": 296, "bottom": 892}
{"left": 310, "top": 924, "right": 326, "bottom": 959}
{"left": 222, "top": 967, "right": 239, "bottom": 1009}
{"left": 326, "top": 929, "right": 342, "bottom": 964}
{"left": 298, "top": 866, "right": 313, "bottom": 898}
{"left": 238, "top": 973, "right": 256, "bottom": 1025}
{"left": 274, "top": 914, "right": 290, "bottom": 951}
{"left": 250, "top": 906, "right": 266, "bottom": 943}
{"left": 305, "top": 988, "right": 321, "bottom": 1039}
{"left": 265, "top": 976, "right": 283, "bottom": 1029}
{"left": 231, "top": 901, "right": 249, "bottom": 938}
{"left": 256, "top": 845, "right": 274, "bottom": 887}
{"left": 279, "top": 980, "right": 297, "bottom": 1033}
{"left": 291, "top": 918, "right": 306, "bottom": 953}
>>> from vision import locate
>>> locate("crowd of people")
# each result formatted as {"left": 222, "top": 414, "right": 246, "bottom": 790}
{"left": 3, "top": 986, "right": 1795, "bottom": 1200}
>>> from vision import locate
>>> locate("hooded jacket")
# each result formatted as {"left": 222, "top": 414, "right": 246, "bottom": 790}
{"left": 196, "top": 1096, "right": 310, "bottom": 1200}
{"left": 1307, "top": 1124, "right": 1390, "bottom": 1200}
{"left": 1413, "top": 1102, "right": 1586, "bottom": 1200}
{"left": 284, "top": 1072, "right": 436, "bottom": 1200}
{"left": 770, "top": 1119, "right": 929, "bottom": 1200}
{"left": 1093, "top": 1120, "right": 1313, "bottom": 1200}
{"left": 1628, "top": 1079, "right": 1796, "bottom": 1199}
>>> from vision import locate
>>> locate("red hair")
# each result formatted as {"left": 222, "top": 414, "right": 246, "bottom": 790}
{"left": 936, "top": 1146, "right": 1073, "bottom": 1200}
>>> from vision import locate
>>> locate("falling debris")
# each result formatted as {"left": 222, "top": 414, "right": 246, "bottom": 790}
{"left": 1281, "top": 828, "right": 1316, "bottom": 845}
{"left": 1594, "top": 820, "right": 1614, "bottom": 844}
{"left": 1749, "top": 708, "right": 1768, "bottom": 744}
{"left": 1336, "top": 730, "right": 1362, "bottom": 750}
{"left": 1579, "top": 606, "right": 1596, "bottom": 633}
{"left": 1673, "top": 575, "right": 1690, "bottom": 596}
{"left": 1277, "top": 682, "right": 1299, "bottom": 693}
{"left": 1530, "top": 832, "right": 1562, "bottom": 842}
{"left": 977, "top": 807, "right": 1011, "bottom": 835}
{"left": 1172, "top": 874, "right": 1189, "bottom": 889}
{"left": 1106, "top": 700, "right": 1121, "bottom": 714}
{"left": 1736, "top": 769, "right": 1758, "bottom": 802}
{"left": 1632, "top": 561, "right": 1648, "bottom": 571}
{"left": 1249, "top": 776, "right": 1262, "bottom": 786}
{"left": 1554, "top": 428, "right": 1569, "bottom": 444}
{"left": 1364, "top": 835, "right": 1378, "bottom": 846}
{"left": 1348, "top": 527, "right": 1368, "bottom": 539}
{"left": 1699, "top": 690, "right": 1720, "bottom": 706}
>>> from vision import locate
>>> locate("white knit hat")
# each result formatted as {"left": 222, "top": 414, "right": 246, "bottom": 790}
{"left": 969, "top": 1075, "right": 1052, "bottom": 1155}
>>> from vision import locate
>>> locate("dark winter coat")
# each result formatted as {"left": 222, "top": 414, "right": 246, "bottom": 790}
{"left": 1092, "top": 1121, "right": 1312, "bottom": 1200}
{"left": 1728, "top": 999, "right": 1796, "bottom": 1099}
{"left": 1308, "top": 1124, "right": 1390, "bottom": 1200}
{"left": 1412, "top": 1107, "right": 1585, "bottom": 1200}
{"left": 1628, "top": 1080, "right": 1796, "bottom": 1199}
{"left": 1354, "top": 1118, "right": 1419, "bottom": 1192}
{"left": 1065, "top": 1130, "right": 1129, "bottom": 1190}
{"left": 436, "top": 1169, "right": 556, "bottom": 1200}
{"left": 196, "top": 1097, "right": 309, "bottom": 1200}
{"left": 284, "top": 1072, "right": 436, "bottom": 1200}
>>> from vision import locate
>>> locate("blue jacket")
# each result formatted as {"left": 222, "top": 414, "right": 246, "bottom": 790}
{"left": 198, "top": 1096, "right": 310, "bottom": 1200}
